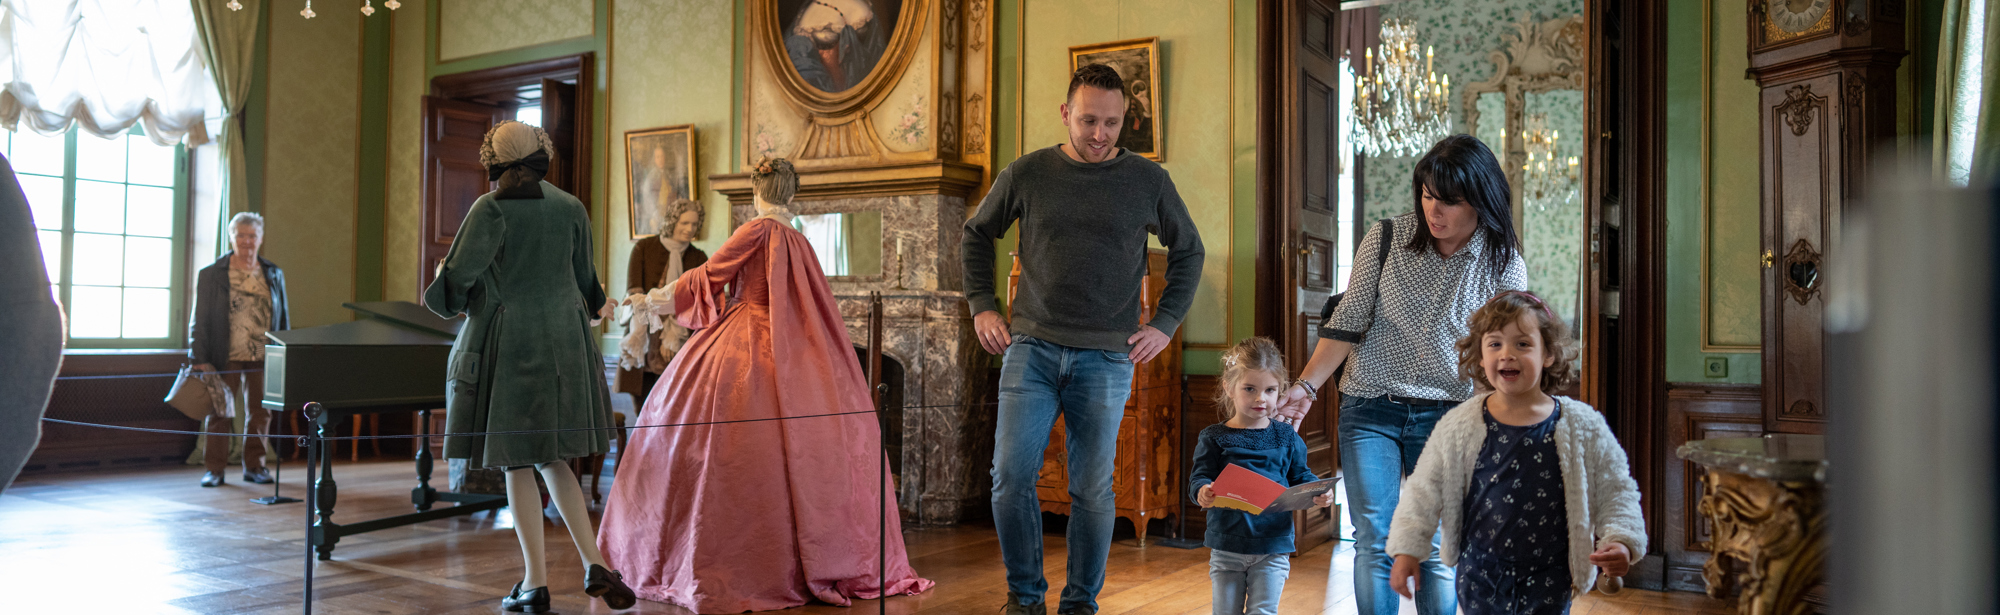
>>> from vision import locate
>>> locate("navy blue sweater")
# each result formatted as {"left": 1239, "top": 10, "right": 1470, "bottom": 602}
{"left": 1188, "top": 421, "right": 1319, "bottom": 555}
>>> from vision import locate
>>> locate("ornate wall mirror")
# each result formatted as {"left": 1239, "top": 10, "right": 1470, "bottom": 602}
{"left": 1459, "top": 15, "right": 1588, "bottom": 331}
{"left": 790, "top": 210, "right": 884, "bottom": 278}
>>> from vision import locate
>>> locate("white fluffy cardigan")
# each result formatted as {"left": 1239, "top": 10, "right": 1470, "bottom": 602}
{"left": 1384, "top": 393, "right": 1647, "bottom": 597}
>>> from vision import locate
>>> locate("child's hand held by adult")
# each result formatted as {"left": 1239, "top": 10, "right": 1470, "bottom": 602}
{"left": 1389, "top": 554, "right": 1420, "bottom": 599}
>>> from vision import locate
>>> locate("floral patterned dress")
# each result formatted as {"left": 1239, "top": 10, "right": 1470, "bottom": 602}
{"left": 1458, "top": 403, "right": 1571, "bottom": 614}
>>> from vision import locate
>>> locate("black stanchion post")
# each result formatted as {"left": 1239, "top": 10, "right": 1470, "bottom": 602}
{"left": 877, "top": 382, "right": 889, "bottom": 615}
{"left": 868, "top": 291, "right": 887, "bottom": 615}
{"left": 301, "top": 402, "right": 321, "bottom": 615}
{"left": 1154, "top": 373, "right": 1202, "bottom": 549}
{"left": 253, "top": 411, "right": 302, "bottom": 505}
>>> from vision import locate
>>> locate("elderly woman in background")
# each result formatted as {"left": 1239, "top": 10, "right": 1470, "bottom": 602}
{"left": 187, "top": 212, "right": 290, "bottom": 488}
{"left": 618, "top": 198, "right": 708, "bottom": 402}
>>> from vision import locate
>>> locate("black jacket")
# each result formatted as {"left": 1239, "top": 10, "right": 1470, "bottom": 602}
{"left": 187, "top": 252, "right": 289, "bottom": 368}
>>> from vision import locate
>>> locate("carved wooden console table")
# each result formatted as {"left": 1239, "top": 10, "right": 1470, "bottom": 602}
{"left": 1676, "top": 435, "right": 1827, "bottom": 615}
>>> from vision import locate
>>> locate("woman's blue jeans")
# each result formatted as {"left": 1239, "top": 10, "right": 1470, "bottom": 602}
{"left": 990, "top": 334, "right": 1135, "bottom": 612}
{"left": 1340, "top": 394, "right": 1458, "bottom": 615}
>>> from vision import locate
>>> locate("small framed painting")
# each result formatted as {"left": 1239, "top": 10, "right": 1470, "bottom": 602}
{"left": 624, "top": 125, "right": 698, "bottom": 239}
{"left": 1069, "top": 37, "right": 1163, "bottom": 161}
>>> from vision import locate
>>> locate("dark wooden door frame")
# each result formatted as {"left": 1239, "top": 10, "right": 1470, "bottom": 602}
{"left": 1257, "top": 0, "right": 1672, "bottom": 578}
{"left": 430, "top": 53, "right": 595, "bottom": 209}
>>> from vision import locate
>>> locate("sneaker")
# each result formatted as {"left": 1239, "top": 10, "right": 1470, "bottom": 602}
{"left": 1000, "top": 593, "right": 1046, "bottom": 615}
{"left": 242, "top": 468, "right": 274, "bottom": 484}
{"left": 200, "top": 471, "right": 225, "bottom": 487}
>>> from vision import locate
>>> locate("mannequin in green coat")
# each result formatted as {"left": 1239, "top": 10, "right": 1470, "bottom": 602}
{"left": 423, "top": 120, "right": 636, "bottom": 612}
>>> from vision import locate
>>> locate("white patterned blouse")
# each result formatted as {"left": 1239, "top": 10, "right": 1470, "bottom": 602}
{"left": 1319, "top": 212, "right": 1529, "bottom": 402}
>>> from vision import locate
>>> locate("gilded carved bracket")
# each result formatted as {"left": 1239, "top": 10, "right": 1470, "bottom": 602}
{"left": 1696, "top": 467, "right": 1827, "bottom": 615}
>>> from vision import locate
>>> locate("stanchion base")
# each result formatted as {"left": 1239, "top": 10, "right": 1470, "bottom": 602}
{"left": 252, "top": 496, "right": 303, "bottom": 505}
{"left": 1150, "top": 537, "right": 1204, "bottom": 550}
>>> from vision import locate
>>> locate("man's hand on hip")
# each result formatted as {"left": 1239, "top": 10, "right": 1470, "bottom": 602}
{"left": 1128, "top": 325, "right": 1170, "bottom": 363}
{"left": 973, "top": 310, "right": 1011, "bottom": 355}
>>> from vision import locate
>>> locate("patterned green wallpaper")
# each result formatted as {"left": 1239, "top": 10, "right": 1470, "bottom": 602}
{"left": 1006, "top": 0, "right": 1251, "bottom": 360}
{"left": 385, "top": 0, "right": 427, "bottom": 304}
{"left": 438, "top": 0, "right": 595, "bottom": 61}
{"left": 604, "top": 0, "right": 739, "bottom": 295}
{"left": 261, "top": 4, "right": 361, "bottom": 329}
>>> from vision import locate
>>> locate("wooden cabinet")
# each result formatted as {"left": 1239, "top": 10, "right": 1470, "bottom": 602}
{"left": 1008, "top": 249, "right": 1184, "bottom": 543}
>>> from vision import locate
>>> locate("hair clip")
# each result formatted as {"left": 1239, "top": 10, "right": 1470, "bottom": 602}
{"left": 1222, "top": 354, "right": 1238, "bottom": 367}
{"left": 1499, "top": 289, "right": 1557, "bottom": 322}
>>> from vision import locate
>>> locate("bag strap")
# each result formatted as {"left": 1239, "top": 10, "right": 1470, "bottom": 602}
{"left": 1373, "top": 217, "right": 1394, "bottom": 287}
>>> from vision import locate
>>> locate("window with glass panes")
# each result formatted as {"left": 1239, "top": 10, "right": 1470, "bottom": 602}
{"left": 17, "top": 126, "right": 188, "bottom": 348}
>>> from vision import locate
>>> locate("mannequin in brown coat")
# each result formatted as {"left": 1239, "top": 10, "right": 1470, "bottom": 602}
{"left": 617, "top": 198, "right": 708, "bottom": 399}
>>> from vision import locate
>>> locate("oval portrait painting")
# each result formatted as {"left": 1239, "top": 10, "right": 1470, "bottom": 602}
{"left": 779, "top": 0, "right": 904, "bottom": 93}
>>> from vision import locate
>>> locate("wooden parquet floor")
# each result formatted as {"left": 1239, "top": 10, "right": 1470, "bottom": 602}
{"left": 0, "top": 461, "right": 1735, "bottom": 614}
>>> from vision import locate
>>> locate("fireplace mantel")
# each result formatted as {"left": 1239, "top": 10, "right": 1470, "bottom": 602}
{"left": 709, "top": 160, "right": 986, "bottom": 206}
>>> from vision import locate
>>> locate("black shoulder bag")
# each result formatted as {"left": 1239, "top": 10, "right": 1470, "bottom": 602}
{"left": 1315, "top": 218, "right": 1394, "bottom": 383}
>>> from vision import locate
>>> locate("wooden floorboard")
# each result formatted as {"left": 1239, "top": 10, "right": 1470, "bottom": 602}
{"left": 1, "top": 460, "right": 1736, "bottom": 614}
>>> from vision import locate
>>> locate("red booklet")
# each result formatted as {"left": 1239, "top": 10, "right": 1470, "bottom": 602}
{"left": 1210, "top": 463, "right": 1338, "bottom": 515}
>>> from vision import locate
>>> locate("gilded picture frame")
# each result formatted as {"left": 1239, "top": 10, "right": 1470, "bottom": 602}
{"left": 624, "top": 125, "right": 698, "bottom": 239}
{"left": 1069, "top": 36, "right": 1164, "bottom": 162}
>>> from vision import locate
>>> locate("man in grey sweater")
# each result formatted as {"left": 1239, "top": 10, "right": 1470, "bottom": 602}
{"left": 961, "top": 64, "right": 1204, "bottom": 615}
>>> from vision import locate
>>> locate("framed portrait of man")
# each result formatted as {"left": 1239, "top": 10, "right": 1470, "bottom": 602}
{"left": 625, "top": 125, "right": 698, "bottom": 239}
{"left": 1069, "top": 37, "right": 1163, "bottom": 161}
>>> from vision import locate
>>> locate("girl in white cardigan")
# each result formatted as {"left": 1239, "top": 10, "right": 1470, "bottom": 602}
{"left": 1386, "top": 291, "right": 1645, "bottom": 614}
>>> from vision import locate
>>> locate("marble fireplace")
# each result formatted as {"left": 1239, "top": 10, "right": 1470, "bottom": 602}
{"left": 714, "top": 163, "right": 993, "bottom": 525}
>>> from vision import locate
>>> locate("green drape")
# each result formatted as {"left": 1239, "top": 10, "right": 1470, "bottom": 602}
{"left": 190, "top": 0, "right": 262, "bottom": 216}
{"left": 1934, "top": 0, "right": 2000, "bottom": 183}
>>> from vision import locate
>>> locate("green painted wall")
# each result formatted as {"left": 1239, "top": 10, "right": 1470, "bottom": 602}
{"left": 992, "top": 0, "right": 1260, "bottom": 375}
{"left": 603, "top": 0, "right": 741, "bottom": 302}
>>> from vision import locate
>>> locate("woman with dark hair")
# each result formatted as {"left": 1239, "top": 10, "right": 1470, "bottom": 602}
{"left": 598, "top": 158, "right": 932, "bottom": 613}
{"left": 1270, "top": 135, "right": 1528, "bottom": 615}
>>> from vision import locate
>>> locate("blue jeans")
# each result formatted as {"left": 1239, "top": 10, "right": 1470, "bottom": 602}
{"left": 991, "top": 334, "right": 1136, "bottom": 611}
{"left": 1340, "top": 394, "right": 1457, "bottom": 615}
{"left": 1210, "top": 550, "right": 1290, "bottom": 615}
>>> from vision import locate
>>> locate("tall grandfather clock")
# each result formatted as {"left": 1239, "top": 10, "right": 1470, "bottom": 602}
{"left": 1748, "top": 0, "right": 1906, "bottom": 434}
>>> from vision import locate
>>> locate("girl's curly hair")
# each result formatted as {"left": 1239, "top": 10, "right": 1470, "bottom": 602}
{"left": 1455, "top": 290, "right": 1579, "bottom": 394}
{"left": 1213, "top": 337, "right": 1287, "bottom": 421}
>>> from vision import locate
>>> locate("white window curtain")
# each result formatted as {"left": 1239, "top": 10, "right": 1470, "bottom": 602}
{"left": 0, "top": 0, "right": 219, "bottom": 146}
{"left": 1936, "top": 0, "right": 2000, "bottom": 185}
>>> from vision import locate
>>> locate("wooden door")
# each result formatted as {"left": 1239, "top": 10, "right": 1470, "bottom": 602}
{"left": 1268, "top": 0, "right": 1343, "bottom": 555}
{"left": 538, "top": 78, "right": 593, "bottom": 207}
{"left": 419, "top": 96, "right": 505, "bottom": 295}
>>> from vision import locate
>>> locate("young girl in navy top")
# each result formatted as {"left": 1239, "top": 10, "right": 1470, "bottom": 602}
{"left": 1190, "top": 337, "right": 1335, "bottom": 615}
{"left": 1386, "top": 291, "right": 1645, "bottom": 614}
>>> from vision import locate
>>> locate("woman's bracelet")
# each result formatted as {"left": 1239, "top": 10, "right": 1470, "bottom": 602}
{"left": 1291, "top": 378, "right": 1318, "bottom": 401}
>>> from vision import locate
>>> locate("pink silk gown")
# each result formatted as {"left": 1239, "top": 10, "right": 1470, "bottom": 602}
{"left": 597, "top": 216, "right": 934, "bottom": 613}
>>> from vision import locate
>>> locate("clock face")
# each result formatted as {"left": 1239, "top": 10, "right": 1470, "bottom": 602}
{"left": 1767, "top": 0, "right": 1831, "bottom": 34}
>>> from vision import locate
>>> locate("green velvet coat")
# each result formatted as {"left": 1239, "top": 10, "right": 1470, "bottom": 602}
{"left": 423, "top": 181, "right": 614, "bottom": 468}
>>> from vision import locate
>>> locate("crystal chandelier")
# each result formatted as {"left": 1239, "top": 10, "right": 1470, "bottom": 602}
{"left": 1519, "top": 114, "right": 1579, "bottom": 211}
{"left": 1350, "top": 19, "right": 1451, "bottom": 158}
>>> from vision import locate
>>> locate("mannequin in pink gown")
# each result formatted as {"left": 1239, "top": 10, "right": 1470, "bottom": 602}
{"left": 597, "top": 158, "right": 933, "bottom": 613}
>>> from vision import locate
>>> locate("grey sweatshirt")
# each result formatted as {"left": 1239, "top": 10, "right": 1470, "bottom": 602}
{"left": 962, "top": 145, "right": 1204, "bottom": 352}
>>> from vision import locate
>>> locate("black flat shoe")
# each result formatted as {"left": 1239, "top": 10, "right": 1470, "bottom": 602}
{"left": 242, "top": 468, "right": 273, "bottom": 484}
{"left": 200, "top": 471, "right": 224, "bottom": 488}
{"left": 501, "top": 581, "right": 550, "bottom": 613}
{"left": 584, "top": 564, "right": 637, "bottom": 609}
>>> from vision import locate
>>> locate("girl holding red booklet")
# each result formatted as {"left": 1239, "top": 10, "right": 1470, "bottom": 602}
{"left": 1189, "top": 338, "right": 1335, "bottom": 615}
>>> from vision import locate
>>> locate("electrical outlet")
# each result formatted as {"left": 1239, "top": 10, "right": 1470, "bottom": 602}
{"left": 1703, "top": 357, "right": 1729, "bottom": 378}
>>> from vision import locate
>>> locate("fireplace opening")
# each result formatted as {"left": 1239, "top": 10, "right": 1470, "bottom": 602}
{"left": 852, "top": 345, "right": 905, "bottom": 479}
